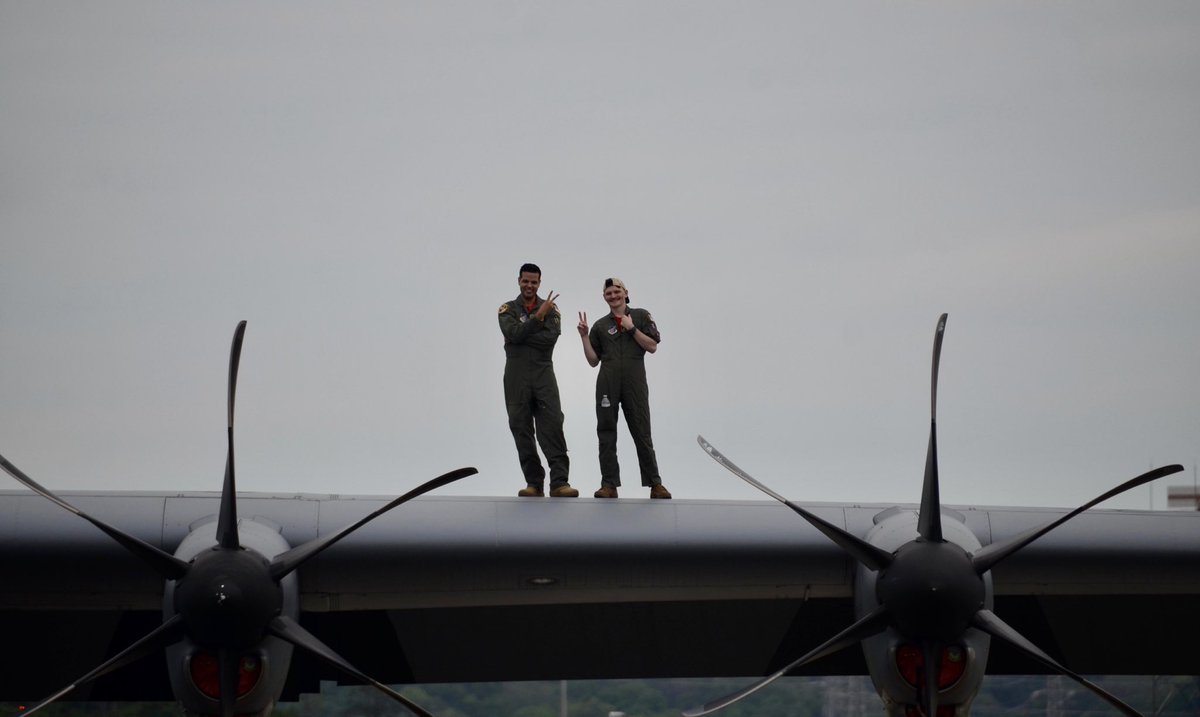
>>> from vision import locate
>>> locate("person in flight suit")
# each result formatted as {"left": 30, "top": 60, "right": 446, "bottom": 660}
{"left": 499, "top": 263, "right": 578, "bottom": 498}
{"left": 576, "top": 277, "right": 671, "bottom": 499}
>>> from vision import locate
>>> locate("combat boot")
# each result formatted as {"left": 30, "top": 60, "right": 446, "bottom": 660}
{"left": 517, "top": 484, "right": 544, "bottom": 497}
{"left": 594, "top": 484, "right": 618, "bottom": 499}
{"left": 549, "top": 483, "right": 579, "bottom": 498}
{"left": 650, "top": 484, "right": 672, "bottom": 499}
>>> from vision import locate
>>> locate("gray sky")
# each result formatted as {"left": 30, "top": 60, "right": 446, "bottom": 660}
{"left": 2, "top": 2, "right": 1198, "bottom": 510}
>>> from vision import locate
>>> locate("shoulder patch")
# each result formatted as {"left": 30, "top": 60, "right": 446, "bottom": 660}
{"left": 498, "top": 303, "right": 510, "bottom": 315}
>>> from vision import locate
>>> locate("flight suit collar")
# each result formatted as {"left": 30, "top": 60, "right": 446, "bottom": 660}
{"left": 515, "top": 294, "right": 544, "bottom": 319}
{"left": 606, "top": 307, "right": 634, "bottom": 332}
{"left": 513, "top": 294, "right": 537, "bottom": 314}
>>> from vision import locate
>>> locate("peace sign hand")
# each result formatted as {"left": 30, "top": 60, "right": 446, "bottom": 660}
{"left": 535, "top": 290, "right": 560, "bottom": 321}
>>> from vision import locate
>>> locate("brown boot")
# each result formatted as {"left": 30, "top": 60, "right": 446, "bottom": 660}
{"left": 593, "top": 485, "right": 618, "bottom": 499}
{"left": 517, "top": 484, "right": 544, "bottom": 497}
{"left": 549, "top": 483, "right": 579, "bottom": 498}
{"left": 650, "top": 484, "right": 672, "bottom": 499}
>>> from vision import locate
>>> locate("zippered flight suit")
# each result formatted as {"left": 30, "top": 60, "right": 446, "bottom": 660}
{"left": 499, "top": 296, "right": 570, "bottom": 488}
{"left": 587, "top": 307, "right": 662, "bottom": 488}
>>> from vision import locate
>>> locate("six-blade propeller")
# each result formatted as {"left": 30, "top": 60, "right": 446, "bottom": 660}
{"left": 1, "top": 321, "right": 477, "bottom": 717}
{"left": 691, "top": 313, "right": 1182, "bottom": 717}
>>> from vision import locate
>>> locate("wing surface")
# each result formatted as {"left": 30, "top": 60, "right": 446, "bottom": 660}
{"left": 3, "top": 491, "right": 1198, "bottom": 700}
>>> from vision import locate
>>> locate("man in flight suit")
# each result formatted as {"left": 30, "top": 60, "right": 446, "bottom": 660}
{"left": 577, "top": 277, "right": 671, "bottom": 499}
{"left": 499, "top": 263, "right": 578, "bottom": 498}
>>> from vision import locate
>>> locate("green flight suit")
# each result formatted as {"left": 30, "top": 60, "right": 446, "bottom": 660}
{"left": 588, "top": 307, "right": 662, "bottom": 488}
{"left": 499, "top": 296, "right": 569, "bottom": 488}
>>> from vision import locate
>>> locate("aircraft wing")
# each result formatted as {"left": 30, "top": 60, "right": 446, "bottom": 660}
{"left": 2, "top": 492, "right": 1198, "bottom": 701}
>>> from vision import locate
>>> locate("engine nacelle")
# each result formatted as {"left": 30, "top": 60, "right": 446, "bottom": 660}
{"left": 855, "top": 506, "right": 993, "bottom": 716}
{"left": 164, "top": 516, "right": 299, "bottom": 717}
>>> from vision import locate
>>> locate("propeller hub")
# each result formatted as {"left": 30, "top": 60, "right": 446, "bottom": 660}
{"left": 174, "top": 547, "right": 282, "bottom": 650}
{"left": 876, "top": 540, "right": 984, "bottom": 643}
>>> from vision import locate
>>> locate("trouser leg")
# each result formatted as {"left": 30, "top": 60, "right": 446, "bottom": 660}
{"left": 507, "top": 392, "right": 545, "bottom": 485}
{"left": 621, "top": 380, "right": 661, "bottom": 487}
{"left": 532, "top": 383, "right": 570, "bottom": 486}
{"left": 595, "top": 374, "right": 621, "bottom": 487}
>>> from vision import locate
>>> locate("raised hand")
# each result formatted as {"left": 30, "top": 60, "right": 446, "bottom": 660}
{"left": 535, "top": 290, "right": 559, "bottom": 320}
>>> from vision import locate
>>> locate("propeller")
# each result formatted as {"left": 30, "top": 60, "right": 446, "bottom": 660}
{"left": 691, "top": 313, "right": 1182, "bottom": 717}
{"left": 682, "top": 606, "right": 890, "bottom": 717}
{"left": 1, "top": 321, "right": 478, "bottom": 716}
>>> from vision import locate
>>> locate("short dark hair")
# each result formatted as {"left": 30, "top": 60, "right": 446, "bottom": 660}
{"left": 519, "top": 263, "right": 541, "bottom": 277}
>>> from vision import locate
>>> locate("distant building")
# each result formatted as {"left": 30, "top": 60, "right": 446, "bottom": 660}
{"left": 1167, "top": 486, "right": 1200, "bottom": 510}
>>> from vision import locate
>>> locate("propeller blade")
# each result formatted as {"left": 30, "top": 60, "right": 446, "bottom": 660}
{"left": 18, "top": 614, "right": 186, "bottom": 715}
{"left": 917, "top": 313, "right": 948, "bottom": 543}
{"left": 696, "top": 436, "right": 892, "bottom": 571}
{"left": 216, "top": 320, "right": 248, "bottom": 550}
{"left": 219, "top": 648, "right": 240, "bottom": 717}
{"left": 682, "top": 605, "right": 891, "bottom": 717}
{"left": 971, "top": 463, "right": 1183, "bottom": 574}
{"left": 267, "top": 615, "right": 434, "bottom": 717}
{"left": 971, "top": 609, "right": 1144, "bottom": 717}
{"left": 917, "top": 429, "right": 943, "bottom": 543}
{"left": 269, "top": 466, "right": 478, "bottom": 580}
{"left": 0, "top": 453, "right": 190, "bottom": 579}
{"left": 929, "top": 314, "right": 947, "bottom": 422}
{"left": 919, "top": 640, "right": 941, "bottom": 717}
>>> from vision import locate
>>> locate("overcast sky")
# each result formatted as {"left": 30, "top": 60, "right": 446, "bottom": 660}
{"left": 2, "top": 2, "right": 1198, "bottom": 511}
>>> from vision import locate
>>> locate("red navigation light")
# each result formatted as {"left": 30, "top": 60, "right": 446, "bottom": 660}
{"left": 189, "top": 651, "right": 263, "bottom": 699}
{"left": 895, "top": 644, "right": 968, "bottom": 690}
